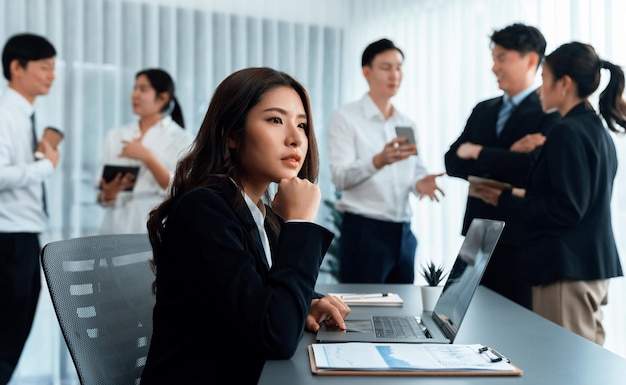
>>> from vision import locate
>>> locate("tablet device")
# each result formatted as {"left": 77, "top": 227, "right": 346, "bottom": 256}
{"left": 467, "top": 175, "right": 513, "bottom": 190}
{"left": 101, "top": 165, "right": 140, "bottom": 191}
{"left": 467, "top": 176, "right": 513, "bottom": 199}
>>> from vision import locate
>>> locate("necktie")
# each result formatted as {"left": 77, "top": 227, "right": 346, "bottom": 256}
{"left": 30, "top": 113, "right": 38, "bottom": 150}
{"left": 31, "top": 113, "right": 48, "bottom": 216}
{"left": 496, "top": 97, "right": 514, "bottom": 136}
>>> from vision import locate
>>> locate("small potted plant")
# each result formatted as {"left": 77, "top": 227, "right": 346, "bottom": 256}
{"left": 419, "top": 261, "right": 447, "bottom": 311}
{"left": 420, "top": 261, "right": 447, "bottom": 287}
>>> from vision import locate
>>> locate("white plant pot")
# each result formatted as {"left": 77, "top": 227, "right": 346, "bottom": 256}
{"left": 420, "top": 285, "right": 444, "bottom": 312}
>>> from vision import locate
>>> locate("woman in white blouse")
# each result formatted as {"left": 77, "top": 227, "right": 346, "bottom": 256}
{"left": 97, "top": 68, "right": 193, "bottom": 234}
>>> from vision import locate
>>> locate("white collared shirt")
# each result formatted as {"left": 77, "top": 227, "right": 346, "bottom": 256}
{"left": 243, "top": 192, "right": 272, "bottom": 268}
{"left": 0, "top": 87, "right": 53, "bottom": 233}
{"left": 327, "top": 93, "right": 429, "bottom": 222}
{"left": 97, "top": 116, "right": 192, "bottom": 196}
{"left": 97, "top": 116, "right": 194, "bottom": 234}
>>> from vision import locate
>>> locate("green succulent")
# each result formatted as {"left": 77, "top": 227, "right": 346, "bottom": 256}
{"left": 420, "top": 261, "right": 447, "bottom": 286}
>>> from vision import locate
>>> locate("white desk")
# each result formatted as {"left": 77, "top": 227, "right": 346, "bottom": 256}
{"left": 258, "top": 283, "right": 626, "bottom": 384}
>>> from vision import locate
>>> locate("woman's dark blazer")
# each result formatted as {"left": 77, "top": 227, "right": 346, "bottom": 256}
{"left": 141, "top": 179, "right": 333, "bottom": 384}
{"left": 500, "top": 102, "right": 623, "bottom": 285}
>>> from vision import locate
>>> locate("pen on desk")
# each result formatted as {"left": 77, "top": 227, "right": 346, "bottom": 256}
{"left": 339, "top": 293, "right": 394, "bottom": 300}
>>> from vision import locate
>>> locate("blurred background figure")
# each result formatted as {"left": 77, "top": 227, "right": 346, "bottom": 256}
{"left": 474, "top": 41, "right": 625, "bottom": 345}
{"left": 327, "top": 38, "right": 444, "bottom": 285}
{"left": 97, "top": 68, "right": 193, "bottom": 234}
{"left": 444, "top": 23, "right": 560, "bottom": 309}
{"left": 0, "top": 32, "right": 58, "bottom": 385}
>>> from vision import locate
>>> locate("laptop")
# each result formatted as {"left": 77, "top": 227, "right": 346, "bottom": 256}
{"left": 316, "top": 218, "right": 505, "bottom": 344}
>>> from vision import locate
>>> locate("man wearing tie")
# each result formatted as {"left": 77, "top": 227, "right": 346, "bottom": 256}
{"left": 0, "top": 33, "right": 58, "bottom": 384}
{"left": 444, "top": 23, "right": 559, "bottom": 309}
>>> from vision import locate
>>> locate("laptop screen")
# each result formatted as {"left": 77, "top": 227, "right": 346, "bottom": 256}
{"left": 431, "top": 218, "right": 505, "bottom": 340}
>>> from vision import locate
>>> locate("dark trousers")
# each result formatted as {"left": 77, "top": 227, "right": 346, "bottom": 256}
{"left": 339, "top": 212, "right": 417, "bottom": 284}
{"left": 480, "top": 242, "right": 532, "bottom": 309}
{"left": 0, "top": 233, "right": 41, "bottom": 385}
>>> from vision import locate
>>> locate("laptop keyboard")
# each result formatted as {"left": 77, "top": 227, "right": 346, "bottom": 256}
{"left": 373, "top": 316, "right": 430, "bottom": 339}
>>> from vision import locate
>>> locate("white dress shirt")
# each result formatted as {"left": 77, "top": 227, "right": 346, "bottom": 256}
{"left": 98, "top": 116, "right": 193, "bottom": 234}
{"left": 0, "top": 87, "right": 53, "bottom": 233}
{"left": 243, "top": 192, "right": 272, "bottom": 269}
{"left": 327, "top": 93, "right": 429, "bottom": 222}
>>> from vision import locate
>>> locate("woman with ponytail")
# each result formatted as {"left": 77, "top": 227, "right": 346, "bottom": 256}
{"left": 473, "top": 42, "right": 625, "bottom": 345}
{"left": 97, "top": 68, "right": 193, "bottom": 234}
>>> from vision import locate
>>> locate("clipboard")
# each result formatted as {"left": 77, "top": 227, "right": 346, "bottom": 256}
{"left": 101, "top": 165, "right": 140, "bottom": 192}
{"left": 308, "top": 344, "right": 522, "bottom": 377}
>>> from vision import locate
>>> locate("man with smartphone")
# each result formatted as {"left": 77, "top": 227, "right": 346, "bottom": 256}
{"left": 327, "top": 38, "right": 444, "bottom": 284}
{"left": 0, "top": 33, "right": 59, "bottom": 384}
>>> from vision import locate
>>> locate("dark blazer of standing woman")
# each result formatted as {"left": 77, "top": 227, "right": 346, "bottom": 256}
{"left": 473, "top": 42, "right": 625, "bottom": 345}
{"left": 509, "top": 102, "right": 621, "bottom": 285}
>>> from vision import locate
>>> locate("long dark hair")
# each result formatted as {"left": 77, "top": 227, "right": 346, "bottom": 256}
{"left": 146, "top": 67, "right": 319, "bottom": 291}
{"left": 136, "top": 68, "right": 185, "bottom": 128}
{"left": 544, "top": 42, "right": 626, "bottom": 133}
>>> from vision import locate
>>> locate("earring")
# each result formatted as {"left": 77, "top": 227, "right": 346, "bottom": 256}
{"left": 561, "top": 90, "right": 566, "bottom": 96}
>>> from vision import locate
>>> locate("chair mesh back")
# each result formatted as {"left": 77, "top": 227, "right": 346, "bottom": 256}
{"left": 41, "top": 234, "right": 155, "bottom": 385}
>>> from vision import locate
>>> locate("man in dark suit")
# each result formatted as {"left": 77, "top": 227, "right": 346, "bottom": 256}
{"left": 444, "top": 23, "right": 560, "bottom": 309}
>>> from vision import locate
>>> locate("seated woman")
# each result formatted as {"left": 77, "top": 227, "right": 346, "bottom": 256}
{"left": 140, "top": 67, "right": 351, "bottom": 384}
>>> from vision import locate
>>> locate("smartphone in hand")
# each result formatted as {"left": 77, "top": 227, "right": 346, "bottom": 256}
{"left": 395, "top": 126, "right": 416, "bottom": 145}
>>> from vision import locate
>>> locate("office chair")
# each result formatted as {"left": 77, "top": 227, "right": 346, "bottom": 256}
{"left": 41, "top": 233, "right": 156, "bottom": 385}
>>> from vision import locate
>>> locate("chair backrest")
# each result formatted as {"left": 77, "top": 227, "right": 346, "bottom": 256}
{"left": 41, "top": 234, "right": 155, "bottom": 385}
